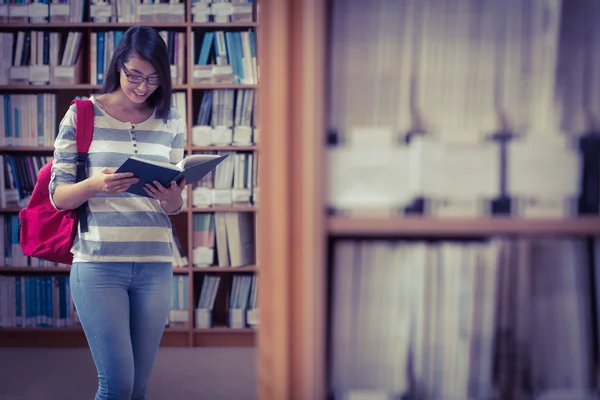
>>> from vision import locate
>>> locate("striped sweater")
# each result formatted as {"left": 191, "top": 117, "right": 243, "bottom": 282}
{"left": 49, "top": 96, "right": 185, "bottom": 263}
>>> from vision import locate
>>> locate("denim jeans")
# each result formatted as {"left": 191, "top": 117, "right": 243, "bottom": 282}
{"left": 70, "top": 262, "right": 173, "bottom": 400}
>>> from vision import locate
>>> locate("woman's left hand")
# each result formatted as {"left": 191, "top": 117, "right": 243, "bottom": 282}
{"left": 144, "top": 179, "right": 186, "bottom": 212}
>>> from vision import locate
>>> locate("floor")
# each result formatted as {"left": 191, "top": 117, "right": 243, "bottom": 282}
{"left": 0, "top": 347, "right": 256, "bottom": 400}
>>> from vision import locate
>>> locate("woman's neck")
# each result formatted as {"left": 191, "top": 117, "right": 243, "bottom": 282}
{"left": 107, "top": 88, "right": 149, "bottom": 112}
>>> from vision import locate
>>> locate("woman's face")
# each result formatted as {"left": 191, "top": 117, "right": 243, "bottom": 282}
{"left": 119, "top": 55, "right": 160, "bottom": 105}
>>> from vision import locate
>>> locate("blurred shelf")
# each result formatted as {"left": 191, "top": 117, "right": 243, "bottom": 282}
{"left": 328, "top": 216, "right": 600, "bottom": 236}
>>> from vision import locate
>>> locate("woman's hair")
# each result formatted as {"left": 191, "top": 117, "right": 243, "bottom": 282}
{"left": 97, "top": 25, "right": 172, "bottom": 122}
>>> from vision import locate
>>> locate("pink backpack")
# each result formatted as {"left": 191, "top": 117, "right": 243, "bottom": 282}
{"left": 18, "top": 99, "right": 94, "bottom": 265}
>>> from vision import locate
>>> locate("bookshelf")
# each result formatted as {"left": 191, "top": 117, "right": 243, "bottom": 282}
{"left": 0, "top": 0, "right": 260, "bottom": 349}
{"left": 255, "top": 0, "right": 600, "bottom": 399}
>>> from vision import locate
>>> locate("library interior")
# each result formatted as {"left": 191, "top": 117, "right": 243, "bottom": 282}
{"left": 1, "top": 0, "right": 600, "bottom": 399}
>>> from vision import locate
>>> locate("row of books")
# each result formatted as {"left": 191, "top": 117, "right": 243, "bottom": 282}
{"left": 0, "top": 208, "right": 255, "bottom": 270}
{"left": 0, "top": 149, "right": 258, "bottom": 211}
{"left": 0, "top": 212, "right": 185, "bottom": 269}
{"left": 330, "top": 237, "right": 600, "bottom": 400}
{"left": 0, "top": 89, "right": 257, "bottom": 149}
{"left": 90, "top": 0, "right": 185, "bottom": 23}
{"left": 0, "top": 95, "right": 57, "bottom": 148}
{"left": 169, "top": 274, "right": 260, "bottom": 329}
{"left": 329, "top": 0, "right": 599, "bottom": 142}
{"left": 90, "top": 0, "right": 255, "bottom": 24}
{"left": 1, "top": 155, "right": 51, "bottom": 209}
{"left": 0, "top": 0, "right": 256, "bottom": 24}
{"left": 192, "top": 211, "right": 255, "bottom": 267}
{"left": 194, "top": 273, "right": 258, "bottom": 328}
{"left": 0, "top": 209, "right": 256, "bottom": 270}
{"left": 168, "top": 274, "right": 189, "bottom": 326}
{"left": 191, "top": 0, "right": 254, "bottom": 23}
{"left": 66, "top": 94, "right": 187, "bottom": 140}
{"left": 1, "top": 29, "right": 258, "bottom": 87}
{"left": 0, "top": 273, "right": 259, "bottom": 329}
{"left": 1, "top": 214, "right": 66, "bottom": 268}
{"left": 170, "top": 227, "right": 188, "bottom": 268}
{"left": 193, "top": 89, "right": 257, "bottom": 146}
{"left": 90, "top": 30, "right": 185, "bottom": 86}
{"left": 327, "top": 0, "right": 600, "bottom": 218}
{"left": 1, "top": 30, "right": 82, "bottom": 85}
{"left": 0, "top": 0, "right": 85, "bottom": 24}
{"left": 192, "top": 29, "right": 257, "bottom": 85}
{"left": 0, "top": 275, "right": 79, "bottom": 328}
{"left": 192, "top": 151, "right": 257, "bottom": 207}
{"left": 329, "top": 132, "right": 600, "bottom": 218}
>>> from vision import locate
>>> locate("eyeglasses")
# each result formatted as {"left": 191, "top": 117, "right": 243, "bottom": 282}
{"left": 121, "top": 64, "right": 160, "bottom": 86}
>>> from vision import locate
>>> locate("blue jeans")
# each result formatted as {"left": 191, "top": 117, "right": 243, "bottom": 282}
{"left": 70, "top": 262, "right": 172, "bottom": 400}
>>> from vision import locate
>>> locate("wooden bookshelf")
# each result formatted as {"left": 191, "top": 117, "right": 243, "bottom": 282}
{"left": 0, "top": 0, "right": 260, "bottom": 349}
{"left": 256, "top": 1, "right": 600, "bottom": 399}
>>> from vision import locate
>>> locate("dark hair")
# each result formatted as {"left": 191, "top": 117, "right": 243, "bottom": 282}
{"left": 97, "top": 25, "right": 172, "bottom": 123}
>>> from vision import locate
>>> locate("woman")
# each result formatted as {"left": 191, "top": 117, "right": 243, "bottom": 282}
{"left": 49, "top": 25, "right": 185, "bottom": 400}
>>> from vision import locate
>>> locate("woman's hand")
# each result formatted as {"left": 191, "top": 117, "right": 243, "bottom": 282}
{"left": 88, "top": 168, "right": 139, "bottom": 194}
{"left": 144, "top": 178, "right": 186, "bottom": 212}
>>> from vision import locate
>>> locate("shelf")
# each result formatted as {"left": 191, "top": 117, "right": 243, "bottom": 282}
{"left": 0, "top": 145, "right": 258, "bottom": 153}
{"left": 0, "top": 266, "right": 257, "bottom": 273}
{"left": 0, "top": 84, "right": 187, "bottom": 91}
{"left": 0, "top": 266, "right": 191, "bottom": 274}
{"left": 0, "top": 206, "right": 257, "bottom": 213}
{"left": 328, "top": 216, "right": 600, "bottom": 236}
{"left": 192, "top": 205, "right": 257, "bottom": 212}
{"left": 0, "top": 22, "right": 257, "bottom": 29}
{"left": 190, "top": 22, "right": 258, "bottom": 28}
{"left": 192, "top": 265, "right": 258, "bottom": 272}
{"left": 191, "top": 145, "right": 259, "bottom": 151}
{"left": 0, "top": 267, "right": 71, "bottom": 273}
{"left": 0, "top": 22, "right": 187, "bottom": 29}
{"left": 0, "top": 207, "right": 24, "bottom": 213}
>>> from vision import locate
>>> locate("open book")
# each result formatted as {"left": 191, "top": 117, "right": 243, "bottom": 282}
{"left": 115, "top": 154, "right": 229, "bottom": 198}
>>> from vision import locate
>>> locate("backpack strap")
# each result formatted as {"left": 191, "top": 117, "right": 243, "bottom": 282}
{"left": 70, "top": 99, "right": 94, "bottom": 233}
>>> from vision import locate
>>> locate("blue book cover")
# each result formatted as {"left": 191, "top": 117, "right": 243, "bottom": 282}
{"left": 115, "top": 154, "right": 229, "bottom": 198}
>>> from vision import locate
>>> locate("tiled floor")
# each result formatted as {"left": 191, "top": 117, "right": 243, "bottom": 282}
{"left": 0, "top": 347, "right": 256, "bottom": 400}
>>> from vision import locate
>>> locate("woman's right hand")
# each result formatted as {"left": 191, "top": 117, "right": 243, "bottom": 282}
{"left": 88, "top": 168, "right": 139, "bottom": 194}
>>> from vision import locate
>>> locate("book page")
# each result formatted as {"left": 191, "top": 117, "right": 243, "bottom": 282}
{"left": 127, "top": 156, "right": 180, "bottom": 171}
{"left": 177, "top": 154, "right": 222, "bottom": 170}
